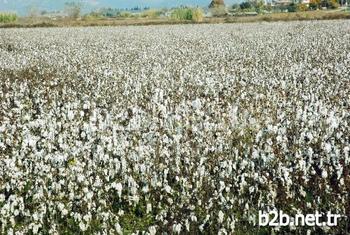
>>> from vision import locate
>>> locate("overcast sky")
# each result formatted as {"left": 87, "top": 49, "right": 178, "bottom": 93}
{"left": 0, "top": 0, "right": 240, "bottom": 15}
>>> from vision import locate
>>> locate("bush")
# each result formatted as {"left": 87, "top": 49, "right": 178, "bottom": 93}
{"left": 171, "top": 8, "right": 204, "bottom": 22}
{"left": 119, "top": 11, "right": 133, "bottom": 18}
{"left": 329, "top": 0, "right": 340, "bottom": 8}
{"left": 192, "top": 8, "right": 204, "bottom": 22}
{"left": 171, "top": 8, "right": 193, "bottom": 20}
{"left": 83, "top": 12, "right": 104, "bottom": 21}
{"left": 297, "top": 4, "right": 309, "bottom": 11}
{"left": 0, "top": 12, "right": 17, "bottom": 23}
{"left": 141, "top": 9, "right": 162, "bottom": 18}
{"left": 288, "top": 3, "right": 298, "bottom": 12}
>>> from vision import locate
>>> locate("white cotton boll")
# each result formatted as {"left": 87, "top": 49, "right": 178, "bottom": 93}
{"left": 191, "top": 215, "right": 197, "bottom": 222}
{"left": 192, "top": 98, "right": 201, "bottom": 110}
{"left": 307, "top": 132, "right": 313, "bottom": 142}
{"left": 62, "top": 209, "right": 68, "bottom": 216}
{"left": 324, "top": 143, "right": 332, "bottom": 153}
{"left": 0, "top": 194, "right": 5, "bottom": 203}
{"left": 276, "top": 135, "right": 282, "bottom": 143}
{"left": 115, "top": 223, "right": 122, "bottom": 235}
{"left": 32, "top": 224, "right": 40, "bottom": 234}
{"left": 111, "top": 183, "right": 123, "bottom": 197}
{"left": 164, "top": 185, "right": 172, "bottom": 194}
{"left": 33, "top": 213, "right": 39, "bottom": 221}
{"left": 77, "top": 174, "right": 84, "bottom": 183}
{"left": 218, "top": 210, "right": 225, "bottom": 224}
{"left": 185, "top": 219, "right": 190, "bottom": 232}
{"left": 344, "top": 146, "right": 349, "bottom": 164}
{"left": 26, "top": 136, "right": 38, "bottom": 148}
{"left": 14, "top": 209, "right": 20, "bottom": 216}
{"left": 240, "top": 159, "right": 248, "bottom": 169}
{"left": 142, "top": 185, "right": 149, "bottom": 193}
{"left": 321, "top": 170, "right": 328, "bottom": 179}
{"left": 83, "top": 214, "right": 92, "bottom": 223}
{"left": 327, "top": 112, "right": 339, "bottom": 129}
{"left": 79, "top": 222, "right": 87, "bottom": 232}
{"left": 219, "top": 181, "right": 225, "bottom": 192}
{"left": 83, "top": 101, "right": 90, "bottom": 110}
{"left": 146, "top": 203, "right": 152, "bottom": 214}
{"left": 148, "top": 226, "right": 157, "bottom": 235}
{"left": 158, "top": 104, "right": 167, "bottom": 115}
{"left": 229, "top": 105, "right": 238, "bottom": 126}
{"left": 199, "top": 224, "right": 204, "bottom": 232}
{"left": 218, "top": 228, "right": 227, "bottom": 235}
{"left": 86, "top": 191, "right": 93, "bottom": 200}
{"left": 173, "top": 223, "right": 182, "bottom": 234}
{"left": 118, "top": 210, "right": 124, "bottom": 216}
{"left": 57, "top": 203, "right": 64, "bottom": 211}
{"left": 67, "top": 110, "right": 74, "bottom": 120}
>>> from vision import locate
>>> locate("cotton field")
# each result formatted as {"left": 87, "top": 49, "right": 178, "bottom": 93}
{"left": 0, "top": 20, "right": 350, "bottom": 234}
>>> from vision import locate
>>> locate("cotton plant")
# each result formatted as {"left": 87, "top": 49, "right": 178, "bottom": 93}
{"left": 0, "top": 20, "right": 349, "bottom": 234}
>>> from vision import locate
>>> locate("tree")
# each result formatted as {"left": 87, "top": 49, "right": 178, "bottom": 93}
{"left": 209, "top": 0, "right": 227, "bottom": 16}
{"left": 297, "top": 3, "right": 308, "bottom": 11}
{"left": 240, "top": 1, "right": 252, "bottom": 9}
{"left": 309, "top": 0, "right": 321, "bottom": 9}
{"left": 231, "top": 3, "right": 241, "bottom": 10}
{"left": 250, "top": 0, "right": 265, "bottom": 12}
{"left": 320, "top": 0, "right": 339, "bottom": 8}
{"left": 209, "top": 0, "right": 225, "bottom": 8}
{"left": 288, "top": 3, "right": 297, "bottom": 12}
{"left": 64, "top": 2, "right": 82, "bottom": 19}
{"left": 239, "top": 0, "right": 264, "bottom": 12}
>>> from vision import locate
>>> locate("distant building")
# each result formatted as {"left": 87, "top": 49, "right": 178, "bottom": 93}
{"left": 40, "top": 11, "right": 67, "bottom": 19}
{"left": 272, "top": 0, "right": 310, "bottom": 6}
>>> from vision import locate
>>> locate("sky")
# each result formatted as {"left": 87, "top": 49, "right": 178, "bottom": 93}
{"left": 0, "top": 0, "right": 239, "bottom": 15}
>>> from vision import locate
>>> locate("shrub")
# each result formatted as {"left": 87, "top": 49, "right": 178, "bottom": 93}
{"left": 192, "top": 8, "right": 204, "bottom": 22}
{"left": 0, "top": 12, "right": 17, "bottom": 23}
{"left": 297, "top": 3, "right": 309, "bottom": 11}
{"left": 171, "top": 8, "right": 203, "bottom": 22}
{"left": 328, "top": 0, "right": 340, "bottom": 8}
{"left": 141, "top": 9, "right": 162, "bottom": 18}
{"left": 288, "top": 3, "right": 298, "bottom": 12}
{"left": 83, "top": 12, "right": 104, "bottom": 21}
{"left": 171, "top": 8, "right": 193, "bottom": 20}
{"left": 119, "top": 11, "right": 133, "bottom": 18}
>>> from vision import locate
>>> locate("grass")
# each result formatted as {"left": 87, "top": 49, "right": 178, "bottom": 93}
{"left": 0, "top": 10, "right": 349, "bottom": 28}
